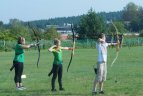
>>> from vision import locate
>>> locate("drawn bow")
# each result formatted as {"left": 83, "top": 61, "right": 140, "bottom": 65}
{"left": 110, "top": 21, "right": 120, "bottom": 67}
{"left": 67, "top": 24, "right": 75, "bottom": 72}
{"left": 28, "top": 23, "right": 40, "bottom": 68}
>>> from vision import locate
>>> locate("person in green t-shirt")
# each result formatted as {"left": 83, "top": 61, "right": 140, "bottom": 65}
{"left": 11, "top": 36, "right": 38, "bottom": 90}
{"left": 48, "top": 39, "right": 74, "bottom": 92}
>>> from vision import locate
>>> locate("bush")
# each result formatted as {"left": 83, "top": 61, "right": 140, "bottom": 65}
{"left": 4, "top": 47, "right": 13, "bottom": 52}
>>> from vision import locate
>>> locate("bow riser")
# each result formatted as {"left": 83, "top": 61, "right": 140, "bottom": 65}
{"left": 110, "top": 21, "right": 120, "bottom": 67}
{"left": 67, "top": 24, "right": 75, "bottom": 72}
{"left": 28, "top": 23, "right": 41, "bottom": 68}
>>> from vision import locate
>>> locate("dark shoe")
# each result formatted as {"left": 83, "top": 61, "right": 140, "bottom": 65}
{"left": 59, "top": 88, "right": 65, "bottom": 91}
{"left": 92, "top": 91, "right": 97, "bottom": 95}
{"left": 99, "top": 91, "right": 104, "bottom": 94}
{"left": 51, "top": 89, "right": 57, "bottom": 92}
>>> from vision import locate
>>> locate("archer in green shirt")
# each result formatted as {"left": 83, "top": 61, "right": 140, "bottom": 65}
{"left": 13, "top": 44, "right": 24, "bottom": 63}
{"left": 11, "top": 36, "right": 38, "bottom": 91}
{"left": 48, "top": 38, "right": 74, "bottom": 92}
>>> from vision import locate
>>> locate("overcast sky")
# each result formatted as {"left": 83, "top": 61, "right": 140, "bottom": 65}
{"left": 0, "top": 0, "right": 143, "bottom": 24}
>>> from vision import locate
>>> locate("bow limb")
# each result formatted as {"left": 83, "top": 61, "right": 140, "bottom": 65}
{"left": 36, "top": 39, "right": 40, "bottom": 68}
{"left": 111, "top": 21, "right": 120, "bottom": 48}
{"left": 67, "top": 24, "right": 75, "bottom": 72}
{"left": 110, "top": 21, "right": 120, "bottom": 67}
{"left": 28, "top": 23, "right": 40, "bottom": 68}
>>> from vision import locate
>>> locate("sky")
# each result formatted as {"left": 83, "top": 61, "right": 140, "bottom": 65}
{"left": 0, "top": 0, "right": 143, "bottom": 24}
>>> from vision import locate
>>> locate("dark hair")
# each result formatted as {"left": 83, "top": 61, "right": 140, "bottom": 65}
{"left": 17, "top": 36, "right": 24, "bottom": 44}
{"left": 98, "top": 33, "right": 105, "bottom": 39}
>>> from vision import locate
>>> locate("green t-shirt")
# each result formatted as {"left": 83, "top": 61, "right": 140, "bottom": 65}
{"left": 13, "top": 44, "right": 24, "bottom": 63}
{"left": 52, "top": 47, "right": 63, "bottom": 64}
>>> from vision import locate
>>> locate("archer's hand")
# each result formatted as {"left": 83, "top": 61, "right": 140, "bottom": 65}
{"left": 30, "top": 42, "right": 39, "bottom": 47}
{"left": 52, "top": 45, "right": 57, "bottom": 48}
{"left": 99, "top": 38, "right": 105, "bottom": 43}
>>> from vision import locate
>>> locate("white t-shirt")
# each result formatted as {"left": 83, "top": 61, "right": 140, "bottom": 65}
{"left": 96, "top": 42, "right": 108, "bottom": 62}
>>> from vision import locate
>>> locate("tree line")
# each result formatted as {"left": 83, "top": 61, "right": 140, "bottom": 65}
{"left": 0, "top": 2, "right": 143, "bottom": 41}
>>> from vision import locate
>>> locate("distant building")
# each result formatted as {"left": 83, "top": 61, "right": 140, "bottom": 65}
{"left": 124, "top": 33, "right": 139, "bottom": 36}
{"left": 46, "top": 23, "right": 72, "bottom": 40}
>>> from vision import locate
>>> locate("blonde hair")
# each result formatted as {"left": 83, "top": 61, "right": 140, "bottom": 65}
{"left": 54, "top": 38, "right": 60, "bottom": 45}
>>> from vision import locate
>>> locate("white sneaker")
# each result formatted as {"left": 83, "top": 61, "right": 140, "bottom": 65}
{"left": 20, "top": 86, "right": 26, "bottom": 90}
{"left": 16, "top": 87, "right": 23, "bottom": 91}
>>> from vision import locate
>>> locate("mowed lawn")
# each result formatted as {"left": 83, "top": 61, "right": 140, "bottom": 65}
{"left": 0, "top": 46, "right": 143, "bottom": 96}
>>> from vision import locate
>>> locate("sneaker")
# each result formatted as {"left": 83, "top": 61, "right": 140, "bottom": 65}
{"left": 59, "top": 88, "right": 65, "bottom": 91}
{"left": 99, "top": 91, "right": 104, "bottom": 94}
{"left": 51, "top": 89, "right": 57, "bottom": 92}
{"left": 16, "top": 87, "right": 23, "bottom": 91}
{"left": 92, "top": 91, "right": 97, "bottom": 95}
{"left": 20, "top": 86, "right": 26, "bottom": 90}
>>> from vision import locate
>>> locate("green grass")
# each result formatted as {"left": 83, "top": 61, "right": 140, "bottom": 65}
{"left": 0, "top": 46, "right": 143, "bottom": 96}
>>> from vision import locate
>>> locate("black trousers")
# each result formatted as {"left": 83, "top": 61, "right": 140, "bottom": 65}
{"left": 51, "top": 64, "right": 63, "bottom": 89}
{"left": 14, "top": 61, "right": 23, "bottom": 83}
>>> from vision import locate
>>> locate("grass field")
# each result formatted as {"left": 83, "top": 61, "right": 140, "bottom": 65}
{"left": 0, "top": 46, "right": 143, "bottom": 96}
